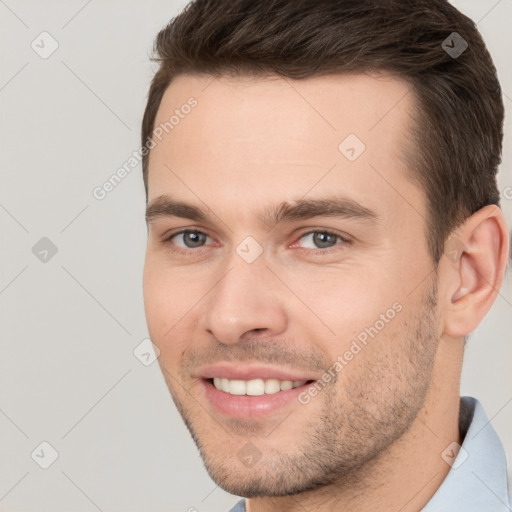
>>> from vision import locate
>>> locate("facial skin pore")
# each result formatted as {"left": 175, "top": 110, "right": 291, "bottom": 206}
{"left": 143, "top": 73, "right": 509, "bottom": 512}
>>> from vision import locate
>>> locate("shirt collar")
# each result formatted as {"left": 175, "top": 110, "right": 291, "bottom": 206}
{"left": 422, "top": 396, "right": 511, "bottom": 511}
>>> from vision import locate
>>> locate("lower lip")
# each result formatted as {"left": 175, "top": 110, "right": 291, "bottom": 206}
{"left": 201, "top": 379, "right": 316, "bottom": 420}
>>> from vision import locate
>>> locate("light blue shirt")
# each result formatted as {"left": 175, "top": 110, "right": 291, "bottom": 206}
{"left": 228, "top": 396, "right": 511, "bottom": 511}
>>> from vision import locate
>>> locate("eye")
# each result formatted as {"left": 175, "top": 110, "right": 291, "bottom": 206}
{"left": 296, "top": 230, "right": 347, "bottom": 250}
{"left": 167, "top": 230, "right": 213, "bottom": 249}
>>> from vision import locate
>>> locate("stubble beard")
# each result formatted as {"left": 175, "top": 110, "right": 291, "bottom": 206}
{"left": 163, "top": 277, "right": 440, "bottom": 499}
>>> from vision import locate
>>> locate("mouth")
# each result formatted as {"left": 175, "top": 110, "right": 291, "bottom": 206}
{"left": 201, "top": 377, "right": 318, "bottom": 419}
{"left": 207, "top": 377, "right": 316, "bottom": 395}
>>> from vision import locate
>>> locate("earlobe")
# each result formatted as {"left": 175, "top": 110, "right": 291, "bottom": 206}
{"left": 443, "top": 205, "right": 509, "bottom": 337}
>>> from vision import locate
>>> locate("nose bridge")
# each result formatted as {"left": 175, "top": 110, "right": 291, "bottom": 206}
{"left": 202, "top": 246, "right": 287, "bottom": 344}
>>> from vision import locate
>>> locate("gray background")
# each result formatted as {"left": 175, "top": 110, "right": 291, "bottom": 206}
{"left": 0, "top": 1, "right": 511, "bottom": 511}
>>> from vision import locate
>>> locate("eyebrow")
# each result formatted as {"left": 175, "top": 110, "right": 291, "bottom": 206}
{"left": 145, "top": 194, "right": 379, "bottom": 228}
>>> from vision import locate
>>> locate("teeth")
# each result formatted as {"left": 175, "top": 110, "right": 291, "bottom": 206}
{"left": 229, "top": 380, "right": 247, "bottom": 395}
{"left": 247, "top": 379, "right": 265, "bottom": 395}
{"left": 212, "top": 377, "right": 308, "bottom": 395}
{"left": 280, "top": 380, "right": 293, "bottom": 391}
{"left": 265, "top": 379, "right": 281, "bottom": 394}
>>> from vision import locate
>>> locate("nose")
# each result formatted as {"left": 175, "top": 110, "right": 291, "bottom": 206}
{"left": 201, "top": 256, "right": 288, "bottom": 345}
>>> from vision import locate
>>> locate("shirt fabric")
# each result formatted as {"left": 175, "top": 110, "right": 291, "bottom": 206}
{"left": 228, "top": 396, "right": 511, "bottom": 511}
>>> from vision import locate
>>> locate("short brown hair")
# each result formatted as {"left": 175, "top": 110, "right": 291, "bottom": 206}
{"left": 141, "top": 0, "right": 504, "bottom": 264}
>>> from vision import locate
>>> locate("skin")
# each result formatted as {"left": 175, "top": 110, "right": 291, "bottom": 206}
{"left": 143, "top": 72, "right": 509, "bottom": 511}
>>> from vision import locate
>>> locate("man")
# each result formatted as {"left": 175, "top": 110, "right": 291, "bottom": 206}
{"left": 141, "top": 0, "right": 510, "bottom": 510}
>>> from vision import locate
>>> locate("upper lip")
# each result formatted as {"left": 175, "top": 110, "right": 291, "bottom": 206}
{"left": 197, "top": 364, "right": 318, "bottom": 382}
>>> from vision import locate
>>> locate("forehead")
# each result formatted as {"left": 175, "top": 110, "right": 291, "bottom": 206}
{"left": 147, "top": 72, "right": 424, "bottom": 227}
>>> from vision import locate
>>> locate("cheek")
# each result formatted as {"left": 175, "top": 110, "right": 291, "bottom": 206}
{"left": 143, "top": 261, "right": 205, "bottom": 344}
{"left": 284, "top": 266, "right": 399, "bottom": 340}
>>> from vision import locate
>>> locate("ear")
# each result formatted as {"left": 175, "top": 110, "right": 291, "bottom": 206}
{"left": 442, "top": 205, "right": 510, "bottom": 337}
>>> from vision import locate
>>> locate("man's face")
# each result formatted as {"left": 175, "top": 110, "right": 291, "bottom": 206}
{"left": 143, "top": 73, "right": 442, "bottom": 497}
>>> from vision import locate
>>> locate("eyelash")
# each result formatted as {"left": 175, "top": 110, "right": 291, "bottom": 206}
{"left": 292, "top": 229, "right": 351, "bottom": 254}
{"left": 161, "top": 228, "right": 351, "bottom": 255}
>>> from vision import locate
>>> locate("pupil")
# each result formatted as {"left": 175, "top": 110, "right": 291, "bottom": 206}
{"left": 184, "top": 231, "right": 206, "bottom": 248}
{"left": 313, "top": 232, "right": 336, "bottom": 248}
